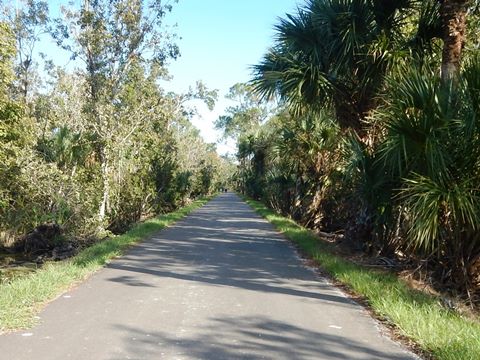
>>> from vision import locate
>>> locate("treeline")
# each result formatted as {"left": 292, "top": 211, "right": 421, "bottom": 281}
{"left": 0, "top": 0, "right": 231, "bottom": 247}
{"left": 220, "top": 1, "right": 480, "bottom": 301}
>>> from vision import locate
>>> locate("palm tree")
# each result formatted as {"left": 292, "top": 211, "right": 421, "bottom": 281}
{"left": 251, "top": 0, "right": 429, "bottom": 136}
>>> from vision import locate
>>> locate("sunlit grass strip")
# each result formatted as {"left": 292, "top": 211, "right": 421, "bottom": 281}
{"left": 0, "top": 197, "right": 213, "bottom": 332}
{"left": 245, "top": 197, "right": 480, "bottom": 360}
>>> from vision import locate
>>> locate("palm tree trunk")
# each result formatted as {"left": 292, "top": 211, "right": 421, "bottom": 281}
{"left": 440, "top": 0, "right": 470, "bottom": 83}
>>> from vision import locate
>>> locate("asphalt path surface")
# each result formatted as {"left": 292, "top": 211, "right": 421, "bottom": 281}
{"left": 0, "top": 193, "right": 418, "bottom": 359}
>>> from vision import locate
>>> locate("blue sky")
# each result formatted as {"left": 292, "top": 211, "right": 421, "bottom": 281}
{"left": 162, "top": 0, "right": 303, "bottom": 154}
{"left": 163, "top": 0, "right": 300, "bottom": 94}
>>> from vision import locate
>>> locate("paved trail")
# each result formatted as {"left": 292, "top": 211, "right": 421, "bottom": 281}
{"left": 0, "top": 193, "right": 418, "bottom": 359}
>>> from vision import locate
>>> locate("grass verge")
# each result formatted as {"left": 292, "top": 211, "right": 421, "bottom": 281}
{"left": 0, "top": 197, "right": 212, "bottom": 333}
{"left": 245, "top": 197, "right": 480, "bottom": 360}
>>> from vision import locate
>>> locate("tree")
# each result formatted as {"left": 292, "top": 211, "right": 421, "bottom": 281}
{"left": 0, "top": 22, "right": 15, "bottom": 95}
{"left": 52, "top": 0, "right": 180, "bottom": 222}
{"left": 214, "top": 83, "right": 267, "bottom": 141}
{"left": 0, "top": 22, "right": 21, "bottom": 217}
{"left": 2, "top": 0, "right": 49, "bottom": 102}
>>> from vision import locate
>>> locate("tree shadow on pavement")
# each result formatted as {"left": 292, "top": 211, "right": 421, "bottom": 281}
{"left": 111, "top": 315, "right": 411, "bottom": 360}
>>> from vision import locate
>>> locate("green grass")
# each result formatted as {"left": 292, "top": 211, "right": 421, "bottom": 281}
{"left": 245, "top": 197, "right": 480, "bottom": 360}
{"left": 0, "top": 197, "right": 212, "bottom": 332}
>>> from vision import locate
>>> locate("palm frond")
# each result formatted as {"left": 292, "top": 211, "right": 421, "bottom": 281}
{"left": 401, "top": 174, "right": 480, "bottom": 253}
{"left": 376, "top": 66, "right": 454, "bottom": 180}
{"left": 409, "top": 0, "right": 442, "bottom": 55}
{"left": 251, "top": 44, "right": 334, "bottom": 114}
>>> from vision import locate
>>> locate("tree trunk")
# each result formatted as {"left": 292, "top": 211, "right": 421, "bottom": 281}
{"left": 440, "top": 0, "right": 470, "bottom": 83}
{"left": 333, "top": 96, "right": 363, "bottom": 135}
{"left": 99, "top": 148, "right": 110, "bottom": 221}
